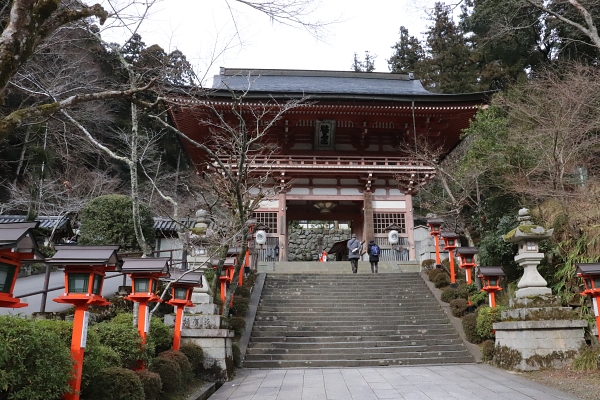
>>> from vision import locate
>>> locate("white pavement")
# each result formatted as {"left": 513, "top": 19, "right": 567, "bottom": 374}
{"left": 209, "top": 364, "right": 579, "bottom": 400}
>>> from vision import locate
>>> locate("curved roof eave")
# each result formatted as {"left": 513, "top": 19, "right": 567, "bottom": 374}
{"left": 187, "top": 88, "right": 495, "bottom": 104}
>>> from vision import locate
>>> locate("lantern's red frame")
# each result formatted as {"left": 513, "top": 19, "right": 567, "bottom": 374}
{"left": 121, "top": 257, "right": 170, "bottom": 357}
{"left": 165, "top": 272, "right": 203, "bottom": 350}
{"left": 576, "top": 263, "right": 600, "bottom": 341}
{"left": 0, "top": 222, "right": 44, "bottom": 308}
{"left": 48, "top": 245, "right": 120, "bottom": 400}
{"left": 441, "top": 232, "right": 459, "bottom": 286}
{"left": 456, "top": 247, "right": 478, "bottom": 285}
{"left": 426, "top": 218, "right": 444, "bottom": 268}
{"left": 477, "top": 266, "right": 505, "bottom": 308}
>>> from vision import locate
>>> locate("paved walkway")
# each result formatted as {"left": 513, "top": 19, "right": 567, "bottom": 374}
{"left": 209, "top": 364, "right": 579, "bottom": 400}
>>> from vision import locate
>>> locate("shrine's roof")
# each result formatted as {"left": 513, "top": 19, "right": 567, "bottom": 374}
{"left": 211, "top": 68, "right": 488, "bottom": 100}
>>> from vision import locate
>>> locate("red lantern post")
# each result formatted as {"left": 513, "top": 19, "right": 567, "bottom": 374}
{"left": 121, "top": 258, "right": 170, "bottom": 358}
{"left": 441, "top": 232, "right": 459, "bottom": 286}
{"left": 456, "top": 247, "right": 478, "bottom": 285}
{"left": 477, "top": 266, "right": 505, "bottom": 308}
{"left": 426, "top": 218, "right": 444, "bottom": 268}
{"left": 576, "top": 263, "right": 600, "bottom": 341}
{"left": 164, "top": 272, "right": 203, "bottom": 350}
{"left": 48, "top": 245, "right": 120, "bottom": 400}
{"left": 0, "top": 222, "right": 44, "bottom": 308}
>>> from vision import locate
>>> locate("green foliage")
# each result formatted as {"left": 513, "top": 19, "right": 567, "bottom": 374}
{"left": 0, "top": 316, "right": 72, "bottom": 400}
{"left": 78, "top": 194, "right": 155, "bottom": 252}
{"left": 93, "top": 314, "right": 151, "bottom": 369}
{"left": 469, "top": 290, "right": 488, "bottom": 307}
{"left": 149, "top": 356, "right": 182, "bottom": 393}
{"left": 476, "top": 306, "right": 506, "bottom": 340}
{"left": 481, "top": 340, "right": 496, "bottom": 362}
{"left": 228, "top": 316, "right": 246, "bottom": 336}
{"left": 232, "top": 296, "right": 250, "bottom": 316}
{"left": 426, "top": 268, "right": 444, "bottom": 281}
{"left": 462, "top": 313, "right": 484, "bottom": 344}
{"left": 158, "top": 350, "right": 193, "bottom": 383}
{"left": 476, "top": 214, "right": 521, "bottom": 282}
{"left": 351, "top": 51, "right": 376, "bottom": 72}
{"left": 234, "top": 285, "right": 251, "bottom": 298}
{"left": 441, "top": 285, "right": 468, "bottom": 303}
{"left": 85, "top": 367, "right": 144, "bottom": 400}
{"left": 232, "top": 343, "right": 242, "bottom": 368}
{"left": 433, "top": 272, "right": 450, "bottom": 288}
{"left": 179, "top": 343, "right": 204, "bottom": 377}
{"left": 149, "top": 316, "right": 174, "bottom": 355}
{"left": 450, "top": 298, "right": 469, "bottom": 317}
{"left": 135, "top": 370, "right": 162, "bottom": 400}
{"left": 421, "top": 259, "right": 436, "bottom": 270}
{"left": 388, "top": 26, "right": 424, "bottom": 75}
{"left": 572, "top": 347, "right": 600, "bottom": 371}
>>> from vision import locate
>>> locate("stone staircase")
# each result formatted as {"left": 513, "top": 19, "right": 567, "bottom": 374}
{"left": 244, "top": 273, "right": 474, "bottom": 368}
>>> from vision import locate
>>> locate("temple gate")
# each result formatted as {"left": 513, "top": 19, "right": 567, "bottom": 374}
{"left": 168, "top": 69, "right": 488, "bottom": 263}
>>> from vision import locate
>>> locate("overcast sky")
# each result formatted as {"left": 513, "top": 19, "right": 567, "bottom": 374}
{"left": 108, "top": 0, "right": 440, "bottom": 83}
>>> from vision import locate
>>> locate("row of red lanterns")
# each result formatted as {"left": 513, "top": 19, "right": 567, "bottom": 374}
{"left": 0, "top": 222, "right": 202, "bottom": 400}
{"left": 426, "top": 218, "right": 504, "bottom": 308}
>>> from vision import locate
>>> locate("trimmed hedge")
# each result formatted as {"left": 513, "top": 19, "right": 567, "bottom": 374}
{"left": 158, "top": 350, "right": 193, "bottom": 382}
{"left": 180, "top": 343, "right": 205, "bottom": 377}
{"left": 149, "top": 356, "right": 182, "bottom": 393}
{"left": 433, "top": 273, "right": 450, "bottom": 288}
{"left": 462, "top": 313, "right": 483, "bottom": 344}
{"left": 481, "top": 340, "right": 496, "bottom": 362}
{"left": 85, "top": 367, "right": 144, "bottom": 400}
{"left": 449, "top": 298, "right": 469, "bottom": 317}
{"left": 93, "top": 315, "right": 151, "bottom": 369}
{"left": 135, "top": 370, "right": 162, "bottom": 400}
{"left": 476, "top": 306, "right": 505, "bottom": 340}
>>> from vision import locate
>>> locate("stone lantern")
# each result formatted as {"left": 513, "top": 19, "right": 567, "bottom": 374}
{"left": 426, "top": 218, "right": 444, "bottom": 268}
{"left": 502, "top": 208, "right": 553, "bottom": 298}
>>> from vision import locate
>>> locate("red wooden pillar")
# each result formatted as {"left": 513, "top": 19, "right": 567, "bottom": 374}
{"left": 441, "top": 232, "right": 458, "bottom": 286}
{"left": 426, "top": 218, "right": 443, "bottom": 268}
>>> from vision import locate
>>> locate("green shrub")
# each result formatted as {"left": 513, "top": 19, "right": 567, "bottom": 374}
{"left": 228, "top": 316, "right": 246, "bottom": 336}
{"left": 78, "top": 194, "right": 155, "bottom": 252}
{"left": 469, "top": 291, "right": 488, "bottom": 307}
{"left": 232, "top": 296, "right": 250, "bottom": 316}
{"left": 232, "top": 343, "right": 242, "bottom": 368}
{"left": 433, "top": 273, "right": 450, "bottom": 288}
{"left": 158, "top": 350, "right": 193, "bottom": 382}
{"left": 426, "top": 268, "right": 444, "bottom": 281}
{"left": 234, "top": 285, "right": 251, "bottom": 298}
{"left": 180, "top": 343, "right": 205, "bottom": 377}
{"left": 85, "top": 367, "right": 144, "bottom": 400}
{"left": 573, "top": 347, "right": 600, "bottom": 371}
{"left": 481, "top": 340, "right": 496, "bottom": 362}
{"left": 93, "top": 316, "right": 150, "bottom": 369}
{"left": 462, "top": 313, "right": 483, "bottom": 344}
{"left": 149, "top": 356, "right": 182, "bottom": 393}
{"left": 149, "top": 317, "right": 174, "bottom": 355}
{"left": 0, "top": 316, "right": 72, "bottom": 400}
{"left": 243, "top": 271, "right": 257, "bottom": 288}
{"left": 450, "top": 298, "right": 469, "bottom": 317}
{"left": 476, "top": 306, "right": 505, "bottom": 340}
{"left": 440, "top": 287, "right": 459, "bottom": 303}
{"left": 421, "top": 258, "right": 436, "bottom": 270}
{"left": 135, "top": 370, "right": 162, "bottom": 400}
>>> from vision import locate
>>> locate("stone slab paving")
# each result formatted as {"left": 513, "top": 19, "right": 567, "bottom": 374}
{"left": 208, "top": 364, "right": 580, "bottom": 400}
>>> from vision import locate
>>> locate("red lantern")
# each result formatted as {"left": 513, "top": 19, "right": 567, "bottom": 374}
{"left": 426, "top": 218, "right": 444, "bottom": 268}
{"left": 456, "top": 247, "right": 478, "bottom": 285}
{"left": 0, "top": 222, "right": 44, "bottom": 308}
{"left": 576, "top": 263, "right": 600, "bottom": 342}
{"left": 441, "top": 232, "right": 459, "bottom": 286}
{"left": 477, "top": 266, "right": 505, "bottom": 308}
{"left": 165, "top": 272, "right": 203, "bottom": 350}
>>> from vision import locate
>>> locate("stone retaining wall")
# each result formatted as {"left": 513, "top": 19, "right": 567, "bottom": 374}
{"left": 287, "top": 228, "right": 351, "bottom": 261}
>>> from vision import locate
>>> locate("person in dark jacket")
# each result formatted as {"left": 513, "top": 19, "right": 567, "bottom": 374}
{"left": 347, "top": 234, "right": 362, "bottom": 274}
{"left": 367, "top": 239, "right": 380, "bottom": 273}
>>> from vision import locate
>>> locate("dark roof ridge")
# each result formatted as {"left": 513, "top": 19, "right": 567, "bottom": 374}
{"left": 219, "top": 67, "right": 412, "bottom": 81}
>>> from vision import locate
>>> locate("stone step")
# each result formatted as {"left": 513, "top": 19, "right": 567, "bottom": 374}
{"left": 250, "top": 327, "right": 460, "bottom": 338}
{"left": 247, "top": 338, "right": 465, "bottom": 349}
{"left": 244, "top": 271, "right": 474, "bottom": 368}
{"left": 243, "top": 356, "right": 474, "bottom": 368}
{"left": 248, "top": 332, "right": 463, "bottom": 343}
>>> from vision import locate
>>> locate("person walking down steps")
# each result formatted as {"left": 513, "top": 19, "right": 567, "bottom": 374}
{"left": 347, "top": 234, "right": 363, "bottom": 274}
{"left": 367, "top": 240, "right": 380, "bottom": 273}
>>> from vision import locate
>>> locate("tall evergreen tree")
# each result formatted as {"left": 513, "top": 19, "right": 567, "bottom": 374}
{"left": 351, "top": 51, "right": 376, "bottom": 72}
{"left": 387, "top": 26, "right": 425, "bottom": 75}
{"left": 421, "top": 2, "right": 479, "bottom": 93}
